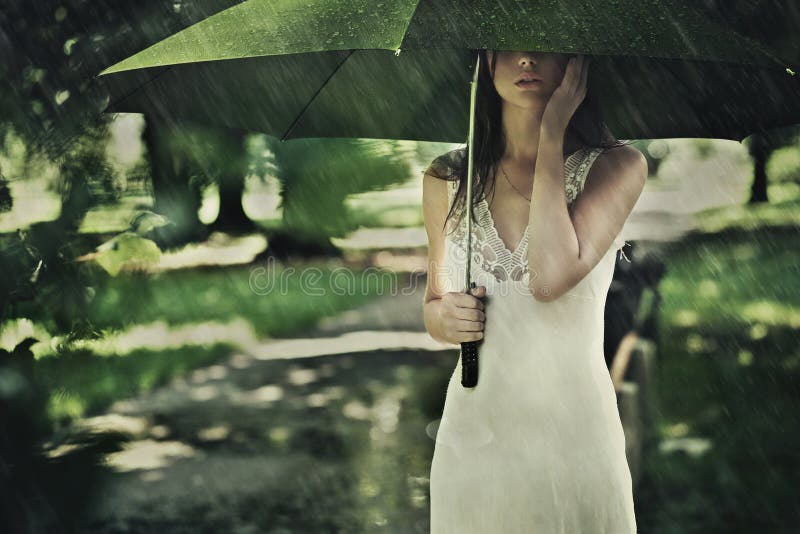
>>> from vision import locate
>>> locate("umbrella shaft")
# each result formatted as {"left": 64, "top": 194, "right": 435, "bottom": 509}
{"left": 465, "top": 52, "right": 480, "bottom": 292}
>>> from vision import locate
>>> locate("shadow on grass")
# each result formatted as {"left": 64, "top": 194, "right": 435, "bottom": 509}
{"left": 38, "top": 343, "right": 237, "bottom": 429}
{"left": 71, "top": 348, "right": 457, "bottom": 533}
{"left": 635, "top": 223, "right": 800, "bottom": 533}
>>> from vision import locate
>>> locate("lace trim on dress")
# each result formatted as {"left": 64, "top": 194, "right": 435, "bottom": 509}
{"left": 441, "top": 147, "right": 604, "bottom": 283}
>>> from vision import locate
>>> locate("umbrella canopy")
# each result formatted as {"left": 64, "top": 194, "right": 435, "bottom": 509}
{"left": 98, "top": 0, "right": 799, "bottom": 141}
{"left": 96, "top": 0, "right": 800, "bottom": 388}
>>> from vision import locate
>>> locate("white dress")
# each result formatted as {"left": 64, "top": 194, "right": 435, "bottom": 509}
{"left": 428, "top": 147, "right": 637, "bottom": 533}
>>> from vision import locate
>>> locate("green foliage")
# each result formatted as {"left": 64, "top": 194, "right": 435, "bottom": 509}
{"left": 692, "top": 138, "right": 714, "bottom": 158}
{"left": 766, "top": 145, "right": 800, "bottom": 184}
{"left": 161, "top": 123, "right": 247, "bottom": 192}
{"left": 93, "top": 232, "right": 162, "bottom": 277}
{"left": 265, "top": 136, "right": 413, "bottom": 239}
{"left": 246, "top": 133, "right": 280, "bottom": 181}
{"left": 0, "top": 235, "right": 43, "bottom": 321}
{"left": 1, "top": 0, "right": 243, "bottom": 160}
{"left": 693, "top": 181, "right": 800, "bottom": 233}
{"left": 55, "top": 121, "right": 119, "bottom": 231}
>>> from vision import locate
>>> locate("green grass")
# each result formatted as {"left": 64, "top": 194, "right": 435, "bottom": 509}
{"left": 86, "top": 262, "right": 390, "bottom": 338}
{"left": 347, "top": 204, "right": 424, "bottom": 229}
{"left": 690, "top": 181, "right": 800, "bottom": 235}
{"left": 635, "top": 191, "right": 800, "bottom": 532}
{"left": 20, "top": 262, "right": 398, "bottom": 431}
{"left": 38, "top": 343, "right": 235, "bottom": 428}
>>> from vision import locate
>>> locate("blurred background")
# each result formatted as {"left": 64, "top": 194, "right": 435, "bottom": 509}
{"left": 1, "top": 1, "right": 798, "bottom": 533}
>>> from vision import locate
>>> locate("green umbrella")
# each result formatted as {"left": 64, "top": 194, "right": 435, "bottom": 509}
{"left": 97, "top": 0, "right": 798, "bottom": 387}
{"left": 98, "top": 0, "right": 797, "bottom": 141}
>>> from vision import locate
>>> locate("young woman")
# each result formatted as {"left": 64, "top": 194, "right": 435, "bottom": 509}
{"left": 422, "top": 50, "right": 647, "bottom": 532}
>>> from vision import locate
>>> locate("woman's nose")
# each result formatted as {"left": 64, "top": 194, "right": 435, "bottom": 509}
{"left": 518, "top": 54, "right": 537, "bottom": 67}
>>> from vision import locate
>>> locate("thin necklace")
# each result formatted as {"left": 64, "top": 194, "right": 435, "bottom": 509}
{"left": 499, "top": 163, "right": 531, "bottom": 202}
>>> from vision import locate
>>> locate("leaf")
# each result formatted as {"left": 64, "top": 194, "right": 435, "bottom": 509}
{"left": 129, "top": 210, "right": 171, "bottom": 235}
{"left": 94, "top": 232, "right": 162, "bottom": 276}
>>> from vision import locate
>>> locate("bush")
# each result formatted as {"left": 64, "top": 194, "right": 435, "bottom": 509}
{"left": 767, "top": 145, "right": 800, "bottom": 184}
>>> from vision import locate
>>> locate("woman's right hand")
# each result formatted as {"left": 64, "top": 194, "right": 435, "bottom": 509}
{"left": 438, "top": 285, "right": 486, "bottom": 344}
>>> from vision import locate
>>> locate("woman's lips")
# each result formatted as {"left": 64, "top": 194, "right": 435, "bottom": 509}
{"left": 515, "top": 80, "right": 542, "bottom": 88}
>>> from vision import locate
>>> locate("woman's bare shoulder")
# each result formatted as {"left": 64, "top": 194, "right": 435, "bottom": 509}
{"left": 598, "top": 143, "right": 644, "bottom": 164}
{"left": 422, "top": 148, "right": 467, "bottom": 235}
{"left": 424, "top": 147, "right": 466, "bottom": 181}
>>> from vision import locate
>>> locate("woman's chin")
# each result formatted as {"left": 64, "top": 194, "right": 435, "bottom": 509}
{"left": 502, "top": 95, "right": 547, "bottom": 108}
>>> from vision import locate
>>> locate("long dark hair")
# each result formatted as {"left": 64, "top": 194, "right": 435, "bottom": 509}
{"left": 432, "top": 49, "right": 632, "bottom": 237}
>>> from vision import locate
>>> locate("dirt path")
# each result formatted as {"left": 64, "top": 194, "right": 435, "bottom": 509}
{"left": 71, "top": 280, "right": 452, "bottom": 532}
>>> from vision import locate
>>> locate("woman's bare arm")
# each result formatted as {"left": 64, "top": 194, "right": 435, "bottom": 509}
{"left": 527, "top": 133, "right": 647, "bottom": 302}
{"left": 421, "top": 160, "right": 487, "bottom": 345}
{"left": 421, "top": 165, "right": 452, "bottom": 343}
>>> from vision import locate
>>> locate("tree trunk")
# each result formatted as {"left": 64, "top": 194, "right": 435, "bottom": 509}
{"left": 56, "top": 171, "right": 91, "bottom": 233}
{"left": 143, "top": 115, "right": 207, "bottom": 248}
{"left": 748, "top": 132, "right": 770, "bottom": 204}
{"left": 210, "top": 128, "right": 256, "bottom": 234}
{"left": 256, "top": 228, "right": 342, "bottom": 262}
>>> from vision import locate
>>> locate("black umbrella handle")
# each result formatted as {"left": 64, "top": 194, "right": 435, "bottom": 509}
{"left": 460, "top": 281, "right": 480, "bottom": 388}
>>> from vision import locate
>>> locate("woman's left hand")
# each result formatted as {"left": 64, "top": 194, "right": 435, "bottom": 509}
{"left": 542, "top": 54, "right": 591, "bottom": 133}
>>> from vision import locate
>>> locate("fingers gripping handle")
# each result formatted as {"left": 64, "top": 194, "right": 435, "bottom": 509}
{"left": 460, "top": 281, "right": 480, "bottom": 388}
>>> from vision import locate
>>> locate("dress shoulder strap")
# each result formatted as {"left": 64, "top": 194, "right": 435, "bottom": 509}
{"left": 564, "top": 147, "right": 603, "bottom": 205}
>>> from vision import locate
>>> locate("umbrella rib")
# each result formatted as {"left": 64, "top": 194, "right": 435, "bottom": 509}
{"left": 102, "top": 65, "right": 175, "bottom": 114}
{"left": 398, "top": 0, "right": 423, "bottom": 50}
{"left": 280, "top": 49, "right": 356, "bottom": 141}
